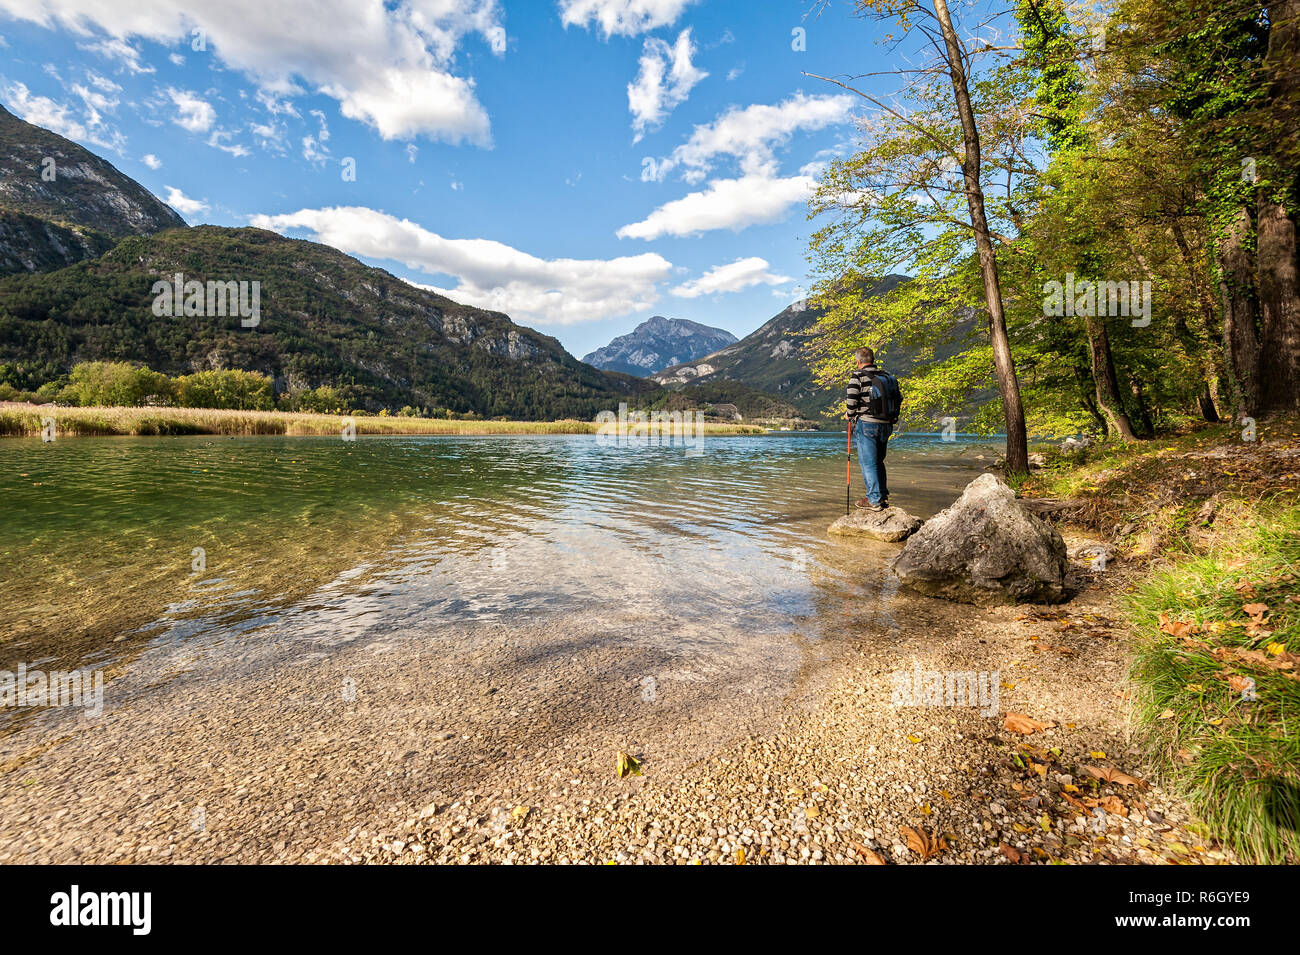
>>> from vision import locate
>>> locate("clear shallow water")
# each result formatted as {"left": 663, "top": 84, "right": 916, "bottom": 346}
{"left": 1, "top": 431, "right": 998, "bottom": 713}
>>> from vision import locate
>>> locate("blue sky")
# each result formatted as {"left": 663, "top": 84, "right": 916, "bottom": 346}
{"left": 0, "top": 0, "right": 904, "bottom": 359}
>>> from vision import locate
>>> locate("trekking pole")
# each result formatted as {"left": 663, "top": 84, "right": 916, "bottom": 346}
{"left": 846, "top": 419, "right": 852, "bottom": 516}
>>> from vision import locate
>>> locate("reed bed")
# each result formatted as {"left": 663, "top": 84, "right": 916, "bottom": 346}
{"left": 0, "top": 403, "right": 765, "bottom": 438}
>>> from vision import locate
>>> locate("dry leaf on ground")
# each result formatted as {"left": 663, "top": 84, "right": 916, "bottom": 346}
{"left": 900, "top": 825, "right": 947, "bottom": 861}
{"left": 1004, "top": 713, "right": 1055, "bottom": 735}
{"left": 1085, "top": 765, "right": 1148, "bottom": 789}
{"left": 851, "top": 841, "right": 887, "bottom": 865}
{"left": 615, "top": 750, "right": 642, "bottom": 778}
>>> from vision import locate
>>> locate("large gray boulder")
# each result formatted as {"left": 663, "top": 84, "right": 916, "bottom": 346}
{"left": 828, "top": 506, "right": 923, "bottom": 542}
{"left": 890, "top": 473, "right": 1068, "bottom": 605}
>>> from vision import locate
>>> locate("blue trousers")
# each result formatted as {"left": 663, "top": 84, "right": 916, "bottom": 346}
{"left": 854, "top": 419, "right": 892, "bottom": 505}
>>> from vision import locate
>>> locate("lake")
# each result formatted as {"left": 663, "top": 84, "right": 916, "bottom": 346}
{"left": 1, "top": 431, "right": 996, "bottom": 734}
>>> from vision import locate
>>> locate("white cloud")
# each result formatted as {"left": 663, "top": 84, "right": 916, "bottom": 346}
{"left": 559, "top": 0, "right": 696, "bottom": 37}
{"left": 406, "top": 143, "right": 419, "bottom": 163}
{"left": 2, "top": 80, "right": 124, "bottom": 150}
{"left": 207, "top": 128, "right": 250, "bottom": 157}
{"left": 249, "top": 205, "right": 674, "bottom": 325}
{"left": 142, "top": 153, "right": 161, "bottom": 168}
{"left": 309, "top": 108, "right": 330, "bottom": 142}
{"left": 77, "top": 36, "right": 154, "bottom": 74}
{"left": 255, "top": 88, "right": 299, "bottom": 118}
{"left": 71, "top": 74, "right": 119, "bottom": 128}
{"left": 671, "top": 257, "right": 792, "bottom": 298}
{"left": 798, "top": 158, "right": 829, "bottom": 179}
{"left": 618, "top": 169, "right": 817, "bottom": 239}
{"left": 642, "top": 92, "right": 854, "bottom": 183}
{"left": 84, "top": 71, "right": 121, "bottom": 94}
{"left": 0, "top": 0, "right": 505, "bottom": 144}
{"left": 249, "top": 121, "right": 287, "bottom": 153}
{"left": 301, "top": 134, "right": 328, "bottom": 163}
{"left": 168, "top": 52, "right": 185, "bottom": 66}
{"left": 163, "top": 185, "right": 208, "bottom": 216}
{"left": 628, "top": 28, "right": 706, "bottom": 140}
{"left": 320, "top": 68, "right": 490, "bottom": 143}
{"left": 166, "top": 87, "right": 215, "bottom": 133}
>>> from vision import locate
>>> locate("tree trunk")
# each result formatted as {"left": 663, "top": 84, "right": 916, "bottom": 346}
{"left": 1129, "top": 376, "right": 1156, "bottom": 436}
{"left": 933, "top": 0, "right": 1029, "bottom": 474}
{"left": 1265, "top": 1, "right": 1300, "bottom": 168}
{"left": 1256, "top": 1, "right": 1300, "bottom": 414}
{"left": 1218, "top": 204, "right": 1262, "bottom": 417}
{"left": 1195, "top": 383, "right": 1220, "bottom": 422}
{"left": 1081, "top": 393, "right": 1106, "bottom": 434}
{"left": 1169, "top": 219, "right": 1222, "bottom": 421}
{"left": 1084, "top": 315, "right": 1137, "bottom": 439}
{"left": 1256, "top": 197, "right": 1300, "bottom": 414}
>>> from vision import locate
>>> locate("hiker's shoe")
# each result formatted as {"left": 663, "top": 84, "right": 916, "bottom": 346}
{"left": 855, "top": 498, "right": 885, "bottom": 511}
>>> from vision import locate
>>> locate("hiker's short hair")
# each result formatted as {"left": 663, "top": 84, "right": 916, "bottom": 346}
{"left": 856, "top": 347, "right": 875, "bottom": 365}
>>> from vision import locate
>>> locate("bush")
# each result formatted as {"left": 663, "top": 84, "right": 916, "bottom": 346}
{"left": 290, "top": 385, "right": 346, "bottom": 414}
{"left": 175, "top": 370, "right": 275, "bottom": 410}
{"left": 57, "top": 361, "right": 176, "bottom": 407}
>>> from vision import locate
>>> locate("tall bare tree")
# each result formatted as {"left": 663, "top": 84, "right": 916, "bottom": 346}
{"left": 931, "top": 0, "right": 1029, "bottom": 471}
{"left": 808, "top": 1, "right": 1030, "bottom": 472}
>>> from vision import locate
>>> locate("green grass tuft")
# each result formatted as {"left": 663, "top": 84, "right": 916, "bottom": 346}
{"left": 1126, "top": 505, "right": 1300, "bottom": 863}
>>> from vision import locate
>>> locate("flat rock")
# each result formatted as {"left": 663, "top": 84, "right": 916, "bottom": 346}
{"left": 890, "top": 473, "right": 1068, "bottom": 605}
{"left": 828, "top": 506, "right": 923, "bottom": 542}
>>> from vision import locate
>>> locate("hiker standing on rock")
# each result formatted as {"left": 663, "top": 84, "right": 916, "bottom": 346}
{"left": 845, "top": 346, "right": 902, "bottom": 511}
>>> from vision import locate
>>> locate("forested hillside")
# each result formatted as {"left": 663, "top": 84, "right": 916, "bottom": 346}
{"left": 0, "top": 226, "right": 656, "bottom": 418}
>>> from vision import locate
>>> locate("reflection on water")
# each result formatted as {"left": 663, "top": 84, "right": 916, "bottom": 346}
{"left": 1, "top": 431, "right": 997, "bottom": 724}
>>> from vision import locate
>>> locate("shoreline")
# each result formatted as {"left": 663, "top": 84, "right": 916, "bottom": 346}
{"left": 0, "top": 402, "right": 768, "bottom": 438}
{"left": 3, "top": 420, "right": 1291, "bottom": 863}
{"left": 0, "top": 535, "right": 1232, "bottom": 865}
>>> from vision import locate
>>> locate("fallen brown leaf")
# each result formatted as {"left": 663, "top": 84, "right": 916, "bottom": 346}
{"left": 1226, "top": 674, "right": 1254, "bottom": 694}
{"left": 1085, "top": 765, "right": 1148, "bottom": 789}
{"left": 1097, "top": 795, "right": 1129, "bottom": 817}
{"left": 851, "top": 841, "right": 887, "bottom": 865}
{"left": 1059, "top": 790, "right": 1090, "bottom": 814}
{"left": 1004, "top": 712, "right": 1055, "bottom": 735}
{"left": 900, "top": 825, "right": 947, "bottom": 861}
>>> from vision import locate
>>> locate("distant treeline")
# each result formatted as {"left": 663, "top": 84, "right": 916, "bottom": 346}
{"left": 0, "top": 360, "right": 454, "bottom": 417}
{"left": 643, "top": 379, "right": 808, "bottom": 422}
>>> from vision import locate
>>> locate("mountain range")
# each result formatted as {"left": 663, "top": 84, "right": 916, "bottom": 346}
{"left": 0, "top": 99, "right": 915, "bottom": 426}
{"left": 581, "top": 315, "right": 737, "bottom": 377}
{"left": 0, "top": 104, "right": 657, "bottom": 419}
{"left": 0, "top": 103, "right": 185, "bottom": 276}
{"left": 651, "top": 275, "right": 911, "bottom": 419}
{"left": 0, "top": 225, "right": 660, "bottom": 418}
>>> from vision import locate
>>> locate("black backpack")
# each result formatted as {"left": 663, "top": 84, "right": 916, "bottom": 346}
{"left": 863, "top": 369, "right": 903, "bottom": 424}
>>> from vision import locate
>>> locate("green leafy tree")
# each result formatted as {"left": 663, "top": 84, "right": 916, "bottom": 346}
{"left": 175, "top": 369, "right": 275, "bottom": 410}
